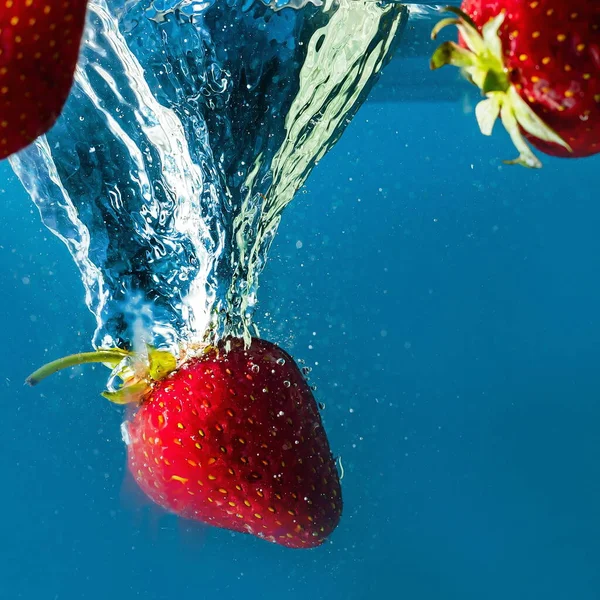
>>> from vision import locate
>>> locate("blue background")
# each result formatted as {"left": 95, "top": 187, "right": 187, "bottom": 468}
{"left": 1, "top": 82, "right": 598, "bottom": 597}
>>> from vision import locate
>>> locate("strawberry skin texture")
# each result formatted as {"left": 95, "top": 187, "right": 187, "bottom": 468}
{"left": 0, "top": 0, "right": 88, "bottom": 159}
{"left": 460, "top": 0, "right": 600, "bottom": 157}
{"left": 125, "top": 338, "right": 342, "bottom": 549}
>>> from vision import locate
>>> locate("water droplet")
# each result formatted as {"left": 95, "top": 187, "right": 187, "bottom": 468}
{"left": 301, "top": 366, "right": 311, "bottom": 375}
{"left": 311, "top": 385, "right": 317, "bottom": 391}
{"left": 318, "top": 402, "right": 325, "bottom": 410}
{"left": 276, "top": 358, "right": 285, "bottom": 366}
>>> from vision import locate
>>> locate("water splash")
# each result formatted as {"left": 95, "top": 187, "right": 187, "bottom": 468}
{"left": 11, "top": 0, "right": 407, "bottom": 353}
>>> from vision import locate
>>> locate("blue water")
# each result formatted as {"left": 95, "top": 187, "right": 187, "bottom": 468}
{"left": 1, "top": 11, "right": 599, "bottom": 600}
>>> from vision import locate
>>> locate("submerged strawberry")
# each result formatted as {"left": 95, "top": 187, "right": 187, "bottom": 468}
{"left": 431, "top": 0, "right": 600, "bottom": 167}
{"left": 0, "top": 0, "right": 89, "bottom": 159}
{"left": 27, "top": 338, "right": 342, "bottom": 548}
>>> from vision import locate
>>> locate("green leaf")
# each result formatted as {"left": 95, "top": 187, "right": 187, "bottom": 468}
{"left": 430, "top": 41, "right": 477, "bottom": 71}
{"left": 475, "top": 95, "right": 502, "bottom": 136}
{"left": 508, "top": 87, "right": 572, "bottom": 151}
{"left": 481, "top": 12, "right": 506, "bottom": 61}
{"left": 147, "top": 347, "right": 177, "bottom": 381}
{"left": 102, "top": 381, "right": 149, "bottom": 405}
{"left": 499, "top": 102, "right": 542, "bottom": 168}
{"left": 430, "top": 17, "right": 460, "bottom": 40}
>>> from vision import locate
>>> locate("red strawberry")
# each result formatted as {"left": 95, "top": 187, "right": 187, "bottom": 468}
{"left": 0, "top": 0, "right": 88, "bottom": 159}
{"left": 27, "top": 338, "right": 342, "bottom": 549}
{"left": 431, "top": 0, "right": 600, "bottom": 167}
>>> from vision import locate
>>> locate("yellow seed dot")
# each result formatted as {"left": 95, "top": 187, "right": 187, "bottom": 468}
{"left": 157, "top": 415, "right": 164, "bottom": 426}
{"left": 519, "top": 54, "right": 528, "bottom": 62}
{"left": 531, "top": 76, "right": 540, "bottom": 83}
{"left": 564, "top": 65, "right": 572, "bottom": 72}
{"left": 10, "top": 16, "right": 18, "bottom": 26}
{"left": 576, "top": 43, "right": 585, "bottom": 52}
{"left": 208, "top": 474, "right": 217, "bottom": 480}
{"left": 268, "top": 506, "right": 276, "bottom": 513}
{"left": 532, "top": 31, "right": 541, "bottom": 38}
{"left": 565, "top": 90, "right": 574, "bottom": 98}
{"left": 244, "top": 500, "right": 251, "bottom": 507}
{"left": 256, "top": 490, "right": 264, "bottom": 498}
{"left": 288, "top": 510, "right": 296, "bottom": 516}
{"left": 511, "top": 30, "right": 519, "bottom": 38}
{"left": 197, "top": 480, "right": 204, "bottom": 486}
{"left": 195, "top": 442, "right": 202, "bottom": 450}
{"left": 530, "top": 1, "right": 538, "bottom": 7}
{"left": 542, "top": 57, "right": 551, "bottom": 65}
{"left": 583, "top": 73, "right": 591, "bottom": 80}
{"left": 208, "top": 457, "right": 217, "bottom": 465}
{"left": 218, "top": 488, "right": 227, "bottom": 494}
{"left": 238, "top": 437, "right": 246, "bottom": 445}
{"left": 594, "top": 95, "right": 600, "bottom": 103}
{"left": 254, "top": 513, "right": 263, "bottom": 520}
{"left": 171, "top": 475, "right": 188, "bottom": 484}
{"left": 556, "top": 34, "right": 566, "bottom": 42}
{"left": 173, "top": 438, "right": 182, "bottom": 446}
{"left": 198, "top": 429, "right": 205, "bottom": 437}
{"left": 187, "top": 459, "right": 197, "bottom": 467}
{"left": 177, "top": 423, "right": 184, "bottom": 429}
{"left": 228, "top": 501, "right": 236, "bottom": 507}
{"left": 570, "top": 12, "right": 578, "bottom": 19}
{"left": 207, "top": 497, "right": 214, "bottom": 503}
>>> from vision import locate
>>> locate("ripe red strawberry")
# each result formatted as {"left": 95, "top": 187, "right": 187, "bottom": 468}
{"left": 431, "top": 0, "right": 600, "bottom": 167}
{"left": 0, "top": 0, "right": 88, "bottom": 159}
{"left": 27, "top": 337, "right": 342, "bottom": 548}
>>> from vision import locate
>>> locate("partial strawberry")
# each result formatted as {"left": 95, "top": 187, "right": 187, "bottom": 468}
{"left": 27, "top": 338, "right": 342, "bottom": 549}
{"left": 431, "top": 0, "right": 600, "bottom": 167}
{"left": 0, "top": 0, "right": 89, "bottom": 159}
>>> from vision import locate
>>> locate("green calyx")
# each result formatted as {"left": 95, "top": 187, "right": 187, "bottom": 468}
{"left": 26, "top": 346, "right": 178, "bottom": 405}
{"left": 430, "top": 6, "right": 572, "bottom": 168}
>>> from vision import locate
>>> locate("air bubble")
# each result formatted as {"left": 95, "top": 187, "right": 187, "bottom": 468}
{"left": 120, "top": 422, "right": 132, "bottom": 446}
{"left": 283, "top": 380, "right": 291, "bottom": 388}
{"left": 276, "top": 358, "right": 285, "bottom": 366}
{"left": 301, "top": 366, "right": 311, "bottom": 375}
{"left": 250, "top": 364, "right": 260, "bottom": 373}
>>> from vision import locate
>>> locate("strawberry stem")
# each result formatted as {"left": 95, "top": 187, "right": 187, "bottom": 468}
{"left": 26, "top": 349, "right": 130, "bottom": 386}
